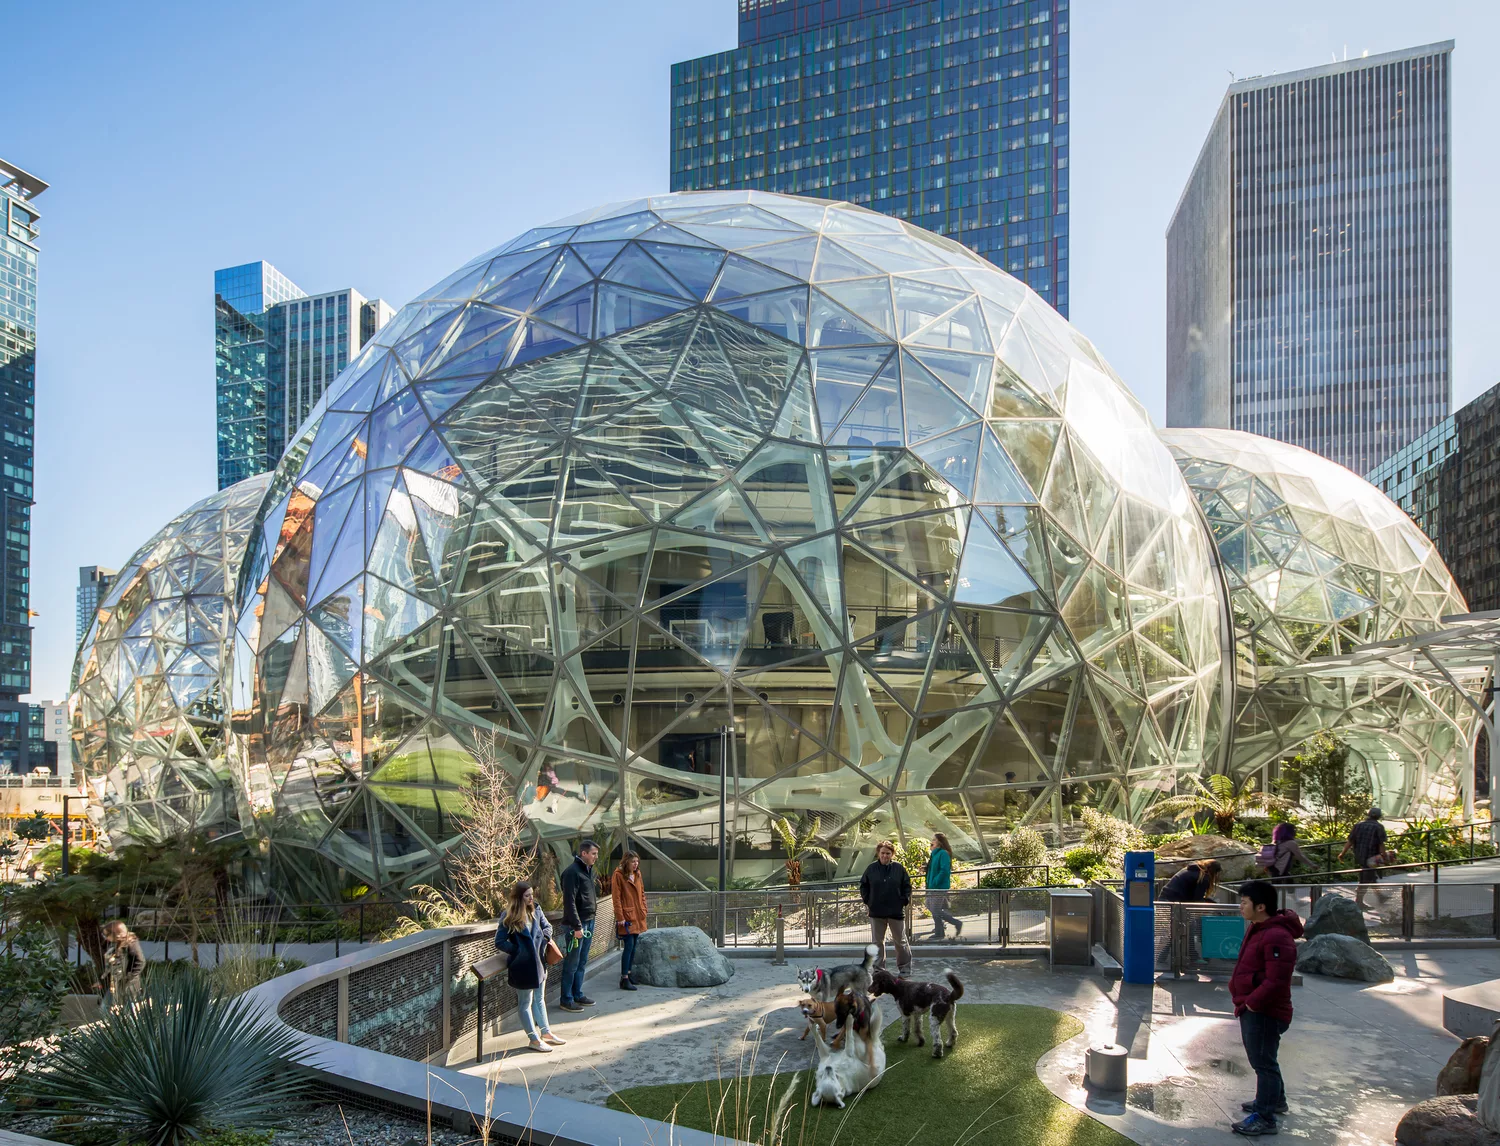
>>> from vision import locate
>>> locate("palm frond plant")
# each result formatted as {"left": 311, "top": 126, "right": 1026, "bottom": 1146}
{"left": 770, "top": 816, "right": 833, "bottom": 887}
{"left": 1150, "top": 774, "right": 1295, "bottom": 836}
{"left": 11, "top": 971, "right": 313, "bottom": 1146}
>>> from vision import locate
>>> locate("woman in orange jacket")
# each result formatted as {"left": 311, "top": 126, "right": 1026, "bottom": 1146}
{"left": 611, "top": 851, "right": 648, "bottom": 991}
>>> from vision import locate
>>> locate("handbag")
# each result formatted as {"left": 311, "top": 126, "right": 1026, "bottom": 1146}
{"left": 543, "top": 938, "right": 565, "bottom": 966}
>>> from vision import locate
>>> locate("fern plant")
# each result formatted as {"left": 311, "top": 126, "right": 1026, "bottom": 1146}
{"left": 770, "top": 816, "right": 833, "bottom": 886}
{"left": 1151, "top": 774, "right": 1295, "bottom": 836}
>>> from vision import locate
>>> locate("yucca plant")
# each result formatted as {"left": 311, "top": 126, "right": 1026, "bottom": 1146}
{"left": 12, "top": 971, "right": 312, "bottom": 1146}
{"left": 1151, "top": 774, "right": 1295, "bottom": 836}
{"left": 771, "top": 816, "right": 833, "bottom": 886}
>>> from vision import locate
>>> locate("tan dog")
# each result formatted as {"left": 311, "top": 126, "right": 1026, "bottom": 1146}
{"left": 798, "top": 997, "right": 844, "bottom": 1048}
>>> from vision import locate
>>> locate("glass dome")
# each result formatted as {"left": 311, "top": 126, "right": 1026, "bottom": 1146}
{"left": 70, "top": 473, "right": 272, "bottom": 845}
{"left": 232, "top": 191, "right": 1225, "bottom": 892}
{"left": 1164, "top": 428, "right": 1472, "bottom": 811}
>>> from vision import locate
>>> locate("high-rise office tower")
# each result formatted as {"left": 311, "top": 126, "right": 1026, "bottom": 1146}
{"left": 671, "top": 0, "right": 1070, "bottom": 314}
{"left": 76, "top": 566, "right": 116, "bottom": 642}
{"left": 215, "top": 263, "right": 393, "bottom": 488}
{"left": 0, "top": 159, "right": 43, "bottom": 775}
{"left": 1167, "top": 43, "right": 1452, "bottom": 475}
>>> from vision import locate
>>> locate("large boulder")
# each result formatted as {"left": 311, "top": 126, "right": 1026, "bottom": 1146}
{"left": 1397, "top": 1095, "right": 1500, "bottom": 1145}
{"left": 1155, "top": 834, "right": 1259, "bottom": 882}
{"left": 1295, "top": 933, "right": 1395, "bottom": 983}
{"left": 630, "top": 926, "right": 735, "bottom": 988}
{"left": 1304, "top": 894, "right": 1371, "bottom": 945}
{"left": 1439, "top": 1037, "right": 1492, "bottom": 1097}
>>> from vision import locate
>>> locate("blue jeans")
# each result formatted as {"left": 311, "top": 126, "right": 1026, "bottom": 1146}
{"left": 620, "top": 931, "right": 639, "bottom": 975}
{"left": 1239, "top": 1010, "right": 1289, "bottom": 1119}
{"left": 560, "top": 920, "right": 593, "bottom": 1003}
{"left": 515, "top": 984, "right": 550, "bottom": 1040}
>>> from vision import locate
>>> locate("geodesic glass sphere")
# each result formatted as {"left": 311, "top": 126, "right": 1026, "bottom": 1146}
{"left": 1164, "top": 428, "right": 1471, "bottom": 810}
{"left": 235, "top": 191, "right": 1225, "bottom": 892}
{"left": 70, "top": 473, "right": 271, "bottom": 845}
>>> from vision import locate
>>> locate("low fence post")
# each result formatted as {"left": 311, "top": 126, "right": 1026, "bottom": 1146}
{"left": 1401, "top": 885, "right": 1415, "bottom": 941}
{"left": 772, "top": 910, "right": 786, "bottom": 966}
{"left": 475, "top": 977, "right": 485, "bottom": 1064}
{"left": 1492, "top": 885, "right": 1500, "bottom": 941}
{"left": 336, "top": 972, "right": 349, "bottom": 1043}
{"left": 1170, "top": 904, "right": 1185, "bottom": 978}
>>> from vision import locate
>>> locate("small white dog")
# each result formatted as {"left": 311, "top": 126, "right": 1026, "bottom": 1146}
{"left": 810, "top": 998, "right": 886, "bottom": 1108}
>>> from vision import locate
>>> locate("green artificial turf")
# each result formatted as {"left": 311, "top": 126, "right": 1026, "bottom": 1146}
{"left": 605, "top": 1003, "right": 1132, "bottom": 1146}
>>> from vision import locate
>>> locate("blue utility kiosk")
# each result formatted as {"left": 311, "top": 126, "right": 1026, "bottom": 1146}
{"left": 1122, "top": 850, "right": 1155, "bottom": 984}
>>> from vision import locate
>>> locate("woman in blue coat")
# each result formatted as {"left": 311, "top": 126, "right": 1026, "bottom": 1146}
{"left": 495, "top": 881, "right": 566, "bottom": 1052}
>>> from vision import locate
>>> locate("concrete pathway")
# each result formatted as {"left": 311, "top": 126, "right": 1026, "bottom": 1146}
{"left": 433, "top": 945, "right": 1498, "bottom": 1143}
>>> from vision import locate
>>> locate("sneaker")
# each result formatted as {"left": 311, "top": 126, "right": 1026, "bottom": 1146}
{"left": 577, "top": 995, "right": 597, "bottom": 1007}
{"left": 1232, "top": 1113, "right": 1279, "bottom": 1136}
{"left": 1241, "top": 1101, "right": 1289, "bottom": 1115}
{"left": 558, "top": 1001, "right": 583, "bottom": 1013}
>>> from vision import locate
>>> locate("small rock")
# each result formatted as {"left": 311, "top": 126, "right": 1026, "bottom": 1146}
{"left": 630, "top": 926, "right": 734, "bottom": 988}
{"left": 1440, "top": 1037, "right": 1492, "bottom": 1097}
{"left": 1295, "top": 933, "right": 1395, "bottom": 983}
{"left": 1303, "top": 894, "right": 1371, "bottom": 945}
{"left": 1396, "top": 1095, "right": 1500, "bottom": 1145}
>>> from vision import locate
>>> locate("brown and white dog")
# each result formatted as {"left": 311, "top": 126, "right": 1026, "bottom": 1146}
{"left": 869, "top": 968, "right": 964, "bottom": 1058}
{"left": 797, "top": 997, "right": 844, "bottom": 1048}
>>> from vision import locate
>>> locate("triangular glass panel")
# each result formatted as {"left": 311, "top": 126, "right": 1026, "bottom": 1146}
{"left": 306, "top": 619, "right": 359, "bottom": 714}
{"left": 893, "top": 277, "right": 972, "bottom": 338}
{"left": 596, "top": 284, "right": 692, "bottom": 338}
{"left": 414, "top": 376, "right": 481, "bottom": 421}
{"left": 403, "top": 428, "right": 460, "bottom": 481}
{"left": 533, "top": 283, "right": 594, "bottom": 337}
{"left": 602, "top": 244, "right": 695, "bottom": 300}
{"left": 421, "top": 304, "right": 519, "bottom": 382}
{"left": 507, "top": 318, "right": 587, "bottom": 367}
{"left": 640, "top": 242, "right": 725, "bottom": 299}
{"left": 901, "top": 350, "right": 973, "bottom": 443}
{"left": 367, "top": 389, "right": 429, "bottom": 470}
{"left": 306, "top": 480, "right": 361, "bottom": 599}
{"left": 909, "top": 298, "right": 992, "bottom": 354}
{"left": 476, "top": 250, "right": 561, "bottom": 312}
{"left": 638, "top": 221, "right": 719, "bottom": 248}
{"left": 844, "top": 453, "right": 963, "bottom": 525}
{"left": 906, "top": 347, "right": 991, "bottom": 413}
{"left": 569, "top": 240, "right": 629, "bottom": 275}
{"left": 910, "top": 421, "right": 982, "bottom": 497}
{"left": 711, "top": 286, "right": 807, "bottom": 344}
{"left": 554, "top": 454, "right": 652, "bottom": 541}
{"left": 364, "top": 576, "right": 438, "bottom": 662}
{"left": 807, "top": 290, "right": 890, "bottom": 348}
{"left": 739, "top": 235, "right": 819, "bottom": 279}
{"left": 818, "top": 276, "right": 895, "bottom": 336}
{"left": 709, "top": 254, "right": 803, "bottom": 300}
{"left": 974, "top": 427, "right": 1036, "bottom": 503}
{"left": 827, "top": 355, "right": 903, "bottom": 449}
{"left": 812, "top": 239, "right": 884, "bottom": 282}
{"left": 954, "top": 518, "right": 1045, "bottom": 609}
{"left": 533, "top": 249, "right": 596, "bottom": 309}
{"left": 811, "top": 346, "right": 891, "bottom": 438}
{"left": 308, "top": 576, "right": 364, "bottom": 662}
{"left": 769, "top": 359, "right": 819, "bottom": 442}
{"left": 573, "top": 211, "right": 654, "bottom": 242}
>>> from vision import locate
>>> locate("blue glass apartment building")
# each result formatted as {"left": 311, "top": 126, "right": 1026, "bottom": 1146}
{"left": 1167, "top": 43, "right": 1452, "bottom": 475}
{"left": 215, "top": 263, "right": 394, "bottom": 489}
{"left": 0, "top": 159, "right": 48, "bottom": 773}
{"left": 671, "top": 0, "right": 1070, "bottom": 314}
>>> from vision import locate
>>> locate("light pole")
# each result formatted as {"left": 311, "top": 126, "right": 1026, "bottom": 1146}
{"left": 61, "top": 793, "right": 71, "bottom": 877}
{"left": 718, "top": 723, "right": 729, "bottom": 945}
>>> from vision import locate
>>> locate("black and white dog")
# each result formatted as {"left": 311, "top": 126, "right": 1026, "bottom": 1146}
{"left": 869, "top": 968, "right": 964, "bottom": 1058}
{"left": 797, "top": 944, "right": 878, "bottom": 1004}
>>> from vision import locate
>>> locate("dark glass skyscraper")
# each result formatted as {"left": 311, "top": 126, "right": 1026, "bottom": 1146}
{"left": 671, "top": 0, "right": 1070, "bottom": 314}
{"left": 1167, "top": 43, "right": 1452, "bottom": 475}
{"left": 0, "top": 158, "right": 44, "bottom": 773}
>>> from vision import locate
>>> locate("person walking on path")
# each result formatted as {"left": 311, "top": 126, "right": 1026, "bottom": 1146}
{"left": 1263, "top": 823, "right": 1313, "bottom": 882}
{"left": 923, "top": 833, "right": 963, "bottom": 941}
{"left": 611, "top": 850, "right": 648, "bottom": 991}
{"left": 1339, "top": 807, "right": 1390, "bottom": 909}
{"left": 1228, "top": 879, "right": 1303, "bottom": 1136}
{"left": 557, "top": 840, "right": 600, "bottom": 1012}
{"left": 860, "top": 839, "right": 912, "bottom": 974}
{"left": 99, "top": 919, "right": 144, "bottom": 1006}
{"left": 494, "top": 882, "right": 566, "bottom": 1052}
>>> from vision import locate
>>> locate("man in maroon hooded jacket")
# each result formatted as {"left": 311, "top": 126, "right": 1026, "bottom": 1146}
{"left": 1228, "top": 879, "right": 1304, "bottom": 1136}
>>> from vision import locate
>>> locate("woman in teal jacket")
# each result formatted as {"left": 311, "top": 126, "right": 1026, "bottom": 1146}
{"left": 925, "top": 833, "right": 963, "bottom": 941}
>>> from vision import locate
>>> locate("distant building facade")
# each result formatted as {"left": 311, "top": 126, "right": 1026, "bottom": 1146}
{"left": 215, "top": 263, "right": 392, "bottom": 488}
{"left": 1369, "top": 383, "right": 1500, "bottom": 613}
{"left": 670, "top": 0, "right": 1071, "bottom": 314}
{"left": 75, "top": 565, "right": 115, "bottom": 642}
{"left": 1167, "top": 42, "right": 1453, "bottom": 475}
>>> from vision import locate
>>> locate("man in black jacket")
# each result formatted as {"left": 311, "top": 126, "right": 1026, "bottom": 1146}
{"left": 860, "top": 840, "right": 912, "bottom": 975}
{"left": 558, "top": 840, "right": 600, "bottom": 1012}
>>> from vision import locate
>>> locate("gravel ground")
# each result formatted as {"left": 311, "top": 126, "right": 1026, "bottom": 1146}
{"left": 2, "top": 1103, "right": 478, "bottom": 1146}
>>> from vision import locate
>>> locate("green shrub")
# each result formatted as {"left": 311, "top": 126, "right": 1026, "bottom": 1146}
{"left": 980, "top": 827, "right": 1050, "bottom": 887}
{"left": 0, "top": 922, "right": 71, "bottom": 1075}
{"left": 11, "top": 972, "right": 313, "bottom": 1146}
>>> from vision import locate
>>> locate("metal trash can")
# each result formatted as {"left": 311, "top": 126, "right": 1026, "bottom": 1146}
{"left": 1086, "top": 1042, "right": 1129, "bottom": 1090}
{"left": 1049, "top": 889, "right": 1093, "bottom": 967}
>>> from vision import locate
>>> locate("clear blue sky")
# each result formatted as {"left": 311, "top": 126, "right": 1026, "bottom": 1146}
{"left": 10, "top": 1, "right": 1497, "bottom": 703}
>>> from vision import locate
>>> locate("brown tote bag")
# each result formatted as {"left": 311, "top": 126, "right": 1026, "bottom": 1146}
{"left": 543, "top": 938, "right": 565, "bottom": 966}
